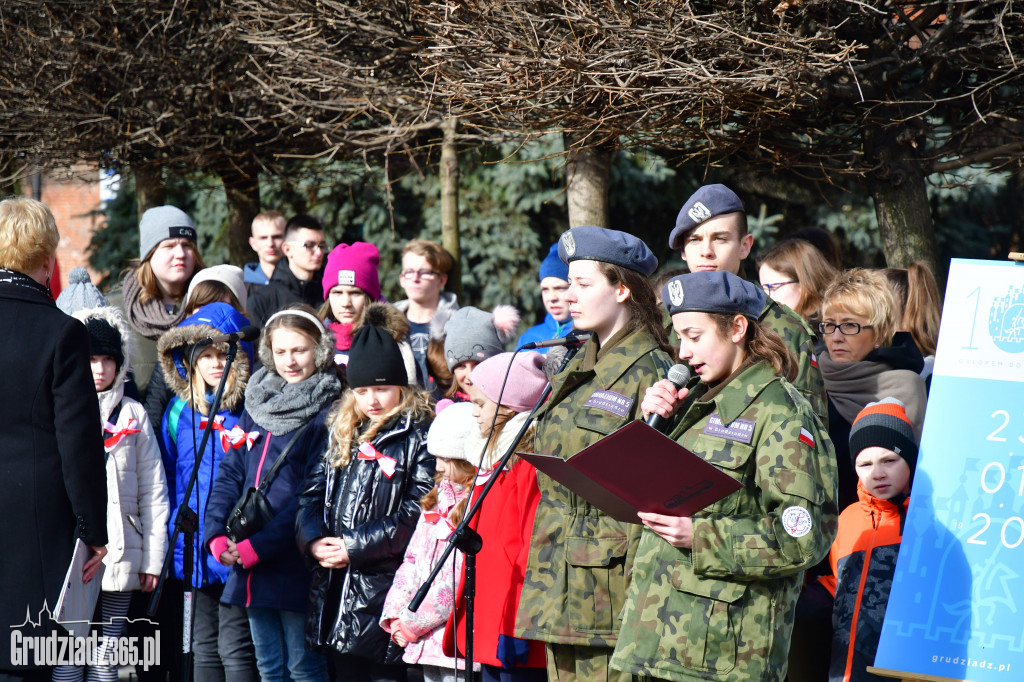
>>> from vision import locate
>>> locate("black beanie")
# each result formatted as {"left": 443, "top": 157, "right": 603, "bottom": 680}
{"left": 848, "top": 397, "right": 918, "bottom": 475}
{"left": 346, "top": 324, "right": 409, "bottom": 388}
{"left": 85, "top": 317, "right": 124, "bottom": 372}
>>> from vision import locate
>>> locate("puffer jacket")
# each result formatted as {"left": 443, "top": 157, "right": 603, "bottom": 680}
{"left": 297, "top": 411, "right": 435, "bottom": 661}
{"left": 158, "top": 303, "right": 254, "bottom": 587}
{"left": 821, "top": 483, "right": 908, "bottom": 682}
{"left": 74, "top": 306, "right": 170, "bottom": 592}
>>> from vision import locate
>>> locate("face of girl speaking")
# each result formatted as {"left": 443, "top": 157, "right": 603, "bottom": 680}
{"left": 673, "top": 311, "right": 746, "bottom": 385}
{"left": 272, "top": 328, "right": 317, "bottom": 384}
{"left": 195, "top": 346, "right": 228, "bottom": 390}
{"left": 353, "top": 385, "right": 402, "bottom": 422}
{"left": 566, "top": 260, "right": 630, "bottom": 341}
{"left": 329, "top": 285, "right": 369, "bottom": 325}
{"left": 149, "top": 238, "right": 196, "bottom": 291}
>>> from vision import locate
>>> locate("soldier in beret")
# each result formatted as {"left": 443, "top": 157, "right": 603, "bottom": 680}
{"left": 514, "top": 226, "right": 674, "bottom": 682}
{"left": 610, "top": 270, "right": 838, "bottom": 682}
{"left": 668, "top": 184, "right": 828, "bottom": 425}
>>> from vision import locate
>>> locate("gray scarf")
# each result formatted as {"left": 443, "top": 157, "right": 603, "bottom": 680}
{"left": 122, "top": 270, "right": 187, "bottom": 339}
{"left": 244, "top": 365, "right": 342, "bottom": 435}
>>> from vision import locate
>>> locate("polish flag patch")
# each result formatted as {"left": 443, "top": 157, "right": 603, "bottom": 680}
{"left": 810, "top": 353, "right": 818, "bottom": 368}
{"left": 798, "top": 428, "right": 815, "bottom": 447}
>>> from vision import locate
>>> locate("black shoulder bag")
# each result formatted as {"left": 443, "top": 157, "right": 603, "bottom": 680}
{"left": 227, "top": 422, "right": 311, "bottom": 542}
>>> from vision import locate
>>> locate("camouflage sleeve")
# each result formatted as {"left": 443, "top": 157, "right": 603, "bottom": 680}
{"left": 690, "top": 415, "right": 838, "bottom": 580}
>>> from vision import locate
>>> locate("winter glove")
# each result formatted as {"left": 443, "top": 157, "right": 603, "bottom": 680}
{"left": 496, "top": 634, "right": 531, "bottom": 669}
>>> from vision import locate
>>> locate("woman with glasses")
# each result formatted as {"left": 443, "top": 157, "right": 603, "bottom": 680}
{"left": 818, "top": 268, "right": 926, "bottom": 511}
{"left": 758, "top": 238, "right": 839, "bottom": 328}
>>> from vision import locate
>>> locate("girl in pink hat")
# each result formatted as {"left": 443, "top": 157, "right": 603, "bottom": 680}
{"left": 319, "top": 242, "right": 383, "bottom": 365}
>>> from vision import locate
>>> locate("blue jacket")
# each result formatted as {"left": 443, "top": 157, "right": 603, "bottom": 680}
{"left": 157, "top": 303, "right": 255, "bottom": 587}
{"left": 204, "top": 407, "right": 331, "bottom": 613}
{"left": 516, "top": 312, "right": 573, "bottom": 353}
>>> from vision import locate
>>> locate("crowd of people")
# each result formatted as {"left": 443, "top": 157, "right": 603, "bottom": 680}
{"left": 0, "top": 184, "right": 945, "bottom": 682}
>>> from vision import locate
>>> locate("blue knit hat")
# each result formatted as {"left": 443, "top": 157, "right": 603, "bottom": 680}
{"left": 539, "top": 243, "right": 569, "bottom": 282}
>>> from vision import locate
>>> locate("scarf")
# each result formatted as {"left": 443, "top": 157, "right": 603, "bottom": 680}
{"left": 817, "top": 348, "right": 927, "bottom": 438}
{"left": 121, "top": 270, "right": 187, "bottom": 339}
{"left": 243, "top": 365, "right": 342, "bottom": 435}
{"left": 329, "top": 320, "right": 354, "bottom": 352}
{"left": 476, "top": 411, "right": 533, "bottom": 470}
{"left": 0, "top": 268, "right": 49, "bottom": 295}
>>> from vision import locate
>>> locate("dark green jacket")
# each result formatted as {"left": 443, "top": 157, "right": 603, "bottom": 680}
{"left": 515, "top": 325, "right": 672, "bottom": 646}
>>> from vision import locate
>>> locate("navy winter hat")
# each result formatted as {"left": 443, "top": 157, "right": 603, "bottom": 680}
{"left": 661, "top": 271, "right": 766, "bottom": 319}
{"left": 538, "top": 242, "right": 569, "bottom": 282}
{"left": 557, "top": 225, "right": 658, "bottom": 276}
{"left": 668, "top": 184, "right": 745, "bottom": 250}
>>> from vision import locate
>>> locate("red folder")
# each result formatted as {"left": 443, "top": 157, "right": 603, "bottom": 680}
{"left": 519, "top": 420, "right": 742, "bottom": 524}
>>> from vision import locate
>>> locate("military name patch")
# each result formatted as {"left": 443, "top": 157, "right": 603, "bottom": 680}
{"left": 702, "top": 414, "right": 755, "bottom": 444}
{"left": 782, "top": 506, "right": 812, "bottom": 537}
{"left": 338, "top": 269, "right": 356, "bottom": 286}
{"left": 584, "top": 389, "right": 633, "bottom": 418}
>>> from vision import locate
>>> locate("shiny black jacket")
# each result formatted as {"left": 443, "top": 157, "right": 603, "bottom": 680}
{"left": 296, "top": 412, "right": 434, "bottom": 661}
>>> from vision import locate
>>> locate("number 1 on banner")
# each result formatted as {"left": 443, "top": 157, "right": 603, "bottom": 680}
{"left": 964, "top": 285, "right": 981, "bottom": 350}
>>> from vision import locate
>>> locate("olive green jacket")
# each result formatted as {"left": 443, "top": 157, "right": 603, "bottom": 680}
{"left": 611, "top": 362, "right": 838, "bottom": 682}
{"left": 759, "top": 298, "right": 828, "bottom": 426}
{"left": 515, "top": 325, "right": 672, "bottom": 646}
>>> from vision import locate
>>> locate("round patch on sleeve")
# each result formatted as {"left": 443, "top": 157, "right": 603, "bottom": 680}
{"left": 782, "top": 506, "right": 813, "bottom": 538}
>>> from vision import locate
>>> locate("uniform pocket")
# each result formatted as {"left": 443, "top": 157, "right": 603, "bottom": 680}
{"left": 689, "top": 435, "right": 753, "bottom": 514}
{"left": 572, "top": 407, "right": 624, "bottom": 439}
{"left": 661, "top": 565, "right": 745, "bottom": 674}
{"left": 565, "top": 535, "right": 628, "bottom": 633}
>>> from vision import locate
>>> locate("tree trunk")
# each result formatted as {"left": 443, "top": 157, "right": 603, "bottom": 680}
{"left": 133, "top": 165, "right": 165, "bottom": 217}
{"left": 440, "top": 118, "right": 463, "bottom": 300}
{"left": 564, "top": 132, "right": 613, "bottom": 229}
{"left": 218, "top": 162, "right": 261, "bottom": 267}
{"left": 869, "top": 158, "right": 937, "bottom": 271}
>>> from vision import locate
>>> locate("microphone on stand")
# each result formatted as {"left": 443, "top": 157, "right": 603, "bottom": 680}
{"left": 520, "top": 331, "right": 592, "bottom": 350}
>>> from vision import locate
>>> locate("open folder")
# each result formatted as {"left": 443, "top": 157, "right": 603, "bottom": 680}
{"left": 519, "top": 420, "right": 742, "bottom": 524}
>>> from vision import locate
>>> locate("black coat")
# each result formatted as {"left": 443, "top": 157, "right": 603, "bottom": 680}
{"left": 0, "top": 272, "right": 107, "bottom": 670}
{"left": 296, "top": 412, "right": 435, "bottom": 661}
{"left": 248, "top": 258, "right": 325, "bottom": 327}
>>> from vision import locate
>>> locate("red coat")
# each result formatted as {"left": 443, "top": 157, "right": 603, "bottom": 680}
{"left": 444, "top": 460, "right": 547, "bottom": 668}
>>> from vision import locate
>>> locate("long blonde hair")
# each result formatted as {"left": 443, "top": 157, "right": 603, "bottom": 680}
{"left": 327, "top": 385, "right": 433, "bottom": 468}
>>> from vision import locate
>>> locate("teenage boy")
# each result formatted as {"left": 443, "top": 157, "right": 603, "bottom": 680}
{"left": 393, "top": 239, "right": 459, "bottom": 389}
{"left": 243, "top": 211, "right": 286, "bottom": 295}
{"left": 516, "top": 243, "right": 573, "bottom": 352}
{"left": 668, "top": 183, "right": 827, "bottom": 422}
{"left": 249, "top": 214, "right": 327, "bottom": 326}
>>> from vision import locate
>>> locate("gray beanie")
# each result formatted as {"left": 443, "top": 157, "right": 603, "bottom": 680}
{"left": 443, "top": 305, "right": 520, "bottom": 371}
{"left": 56, "top": 267, "right": 107, "bottom": 316}
{"left": 139, "top": 206, "right": 197, "bottom": 260}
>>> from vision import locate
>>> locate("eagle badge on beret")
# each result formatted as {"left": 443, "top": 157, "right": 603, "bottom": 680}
{"left": 561, "top": 231, "right": 576, "bottom": 258}
{"left": 668, "top": 279, "right": 685, "bottom": 307}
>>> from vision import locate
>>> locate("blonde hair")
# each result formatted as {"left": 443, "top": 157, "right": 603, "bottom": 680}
{"left": 884, "top": 262, "right": 942, "bottom": 356}
{"left": 188, "top": 346, "right": 235, "bottom": 416}
{"left": 420, "top": 459, "right": 476, "bottom": 526}
{"left": 0, "top": 197, "right": 59, "bottom": 274}
{"left": 758, "top": 239, "right": 839, "bottom": 319}
{"left": 821, "top": 268, "right": 898, "bottom": 347}
{"left": 327, "top": 385, "right": 433, "bottom": 468}
{"left": 251, "top": 210, "right": 285, "bottom": 234}
{"left": 402, "top": 239, "right": 454, "bottom": 275}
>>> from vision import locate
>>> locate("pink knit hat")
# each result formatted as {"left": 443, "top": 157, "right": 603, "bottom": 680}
{"left": 470, "top": 351, "right": 548, "bottom": 412}
{"left": 322, "top": 242, "right": 381, "bottom": 301}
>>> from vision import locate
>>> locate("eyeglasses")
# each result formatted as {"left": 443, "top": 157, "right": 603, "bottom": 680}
{"left": 400, "top": 269, "right": 439, "bottom": 281}
{"left": 761, "top": 281, "right": 798, "bottom": 294}
{"left": 290, "top": 241, "right": 328, "bottom": 253}
{"left": 818, "top": 322, "right": 875, "bottom": 336}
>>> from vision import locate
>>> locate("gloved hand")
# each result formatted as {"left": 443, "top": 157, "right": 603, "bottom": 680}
{"left": 496, "top": 634, "right": 531, "bottom": 669}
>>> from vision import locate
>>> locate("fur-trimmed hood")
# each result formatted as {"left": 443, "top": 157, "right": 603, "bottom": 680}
{"left": 354, "top": 302, "right": 418, "bottom": 385}
{"left": 257, "top": 313, "right": 337, "bottom": 375}
{"left": 157, "top": 302, "right": 254, "bottom": 412}
{"left": 73, "top": 305, "right": 133, "bottom": 392}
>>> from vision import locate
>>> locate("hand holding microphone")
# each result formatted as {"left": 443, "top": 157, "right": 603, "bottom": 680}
{"left": 643, "top": 364, "right": 691, "bottom": 432}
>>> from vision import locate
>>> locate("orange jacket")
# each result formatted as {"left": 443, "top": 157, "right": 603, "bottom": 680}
{"left": 820, "top": 482, "right": 908, "bottom": 682}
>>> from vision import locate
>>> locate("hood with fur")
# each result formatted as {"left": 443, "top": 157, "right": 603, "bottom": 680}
{"left": 354, "top": 302, "right": 418, "bottom": 385}
{"left": 258, "top": 314, "right": 337, "bottom": 376}
{"left": 73, "top": 305, "right": 133, "bottom": 393}
{"left": 157, "top": 302, "right": 253, "bottom": 412}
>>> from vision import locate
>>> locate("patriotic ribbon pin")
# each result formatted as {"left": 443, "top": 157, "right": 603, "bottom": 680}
{"left": 200, "top": 417, "right": 260, "bottom": 451}
{"left": 358, "top": 441, "right": 397, "bottom": 478}
{"left": 103, "top": 419, "right": 142, "bottom": 452}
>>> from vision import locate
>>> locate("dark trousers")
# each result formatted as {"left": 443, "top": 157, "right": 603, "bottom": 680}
{"left": 481, "top": 664, "right": 546, "bottom": 682}
{"left": 192, "top": 584, "right": 259, "bottom": 682}
{"left": 331, "top": 653, "right": 408, "bottom": 682}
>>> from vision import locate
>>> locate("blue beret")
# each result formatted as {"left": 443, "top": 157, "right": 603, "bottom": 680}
{"left": 558, "top": 225, "right": 658, "bottom": 277}
{"left": 538, "top": 242, "right": 569, "bottom": 282}
{"left": 668, "top": 184, "right": 745, "bottom": 250}
{"left": 661, "top": 271, "right": 766, "bottom": 319}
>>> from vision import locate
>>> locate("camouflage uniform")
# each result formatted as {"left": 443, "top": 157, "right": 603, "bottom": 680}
{"left": 610, "top": 361, "right": 839, "bottom": 682}
{"left": 759, "top": 298, "right": 827, "bottom": 426}
{"left": 515, "top": 325, "right": 672, "bottom": 682}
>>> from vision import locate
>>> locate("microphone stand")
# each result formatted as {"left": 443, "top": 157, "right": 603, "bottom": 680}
{"left": 149, "top": 340, "right": 241, "bottom": 682}
{"left": 408, "top": 343, "right": 584, "bottom": 680}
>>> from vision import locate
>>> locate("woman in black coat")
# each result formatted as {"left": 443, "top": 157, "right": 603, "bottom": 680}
{"left": 0, "top": 198, "right": 108, "bottom": 681}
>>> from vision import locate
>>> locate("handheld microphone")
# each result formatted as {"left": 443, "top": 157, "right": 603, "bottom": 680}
{"left": 193, "top": 325, "right": 261, "bottom": 348}
{"left": 646, "top": 364, "right": 691, "bottom": 433}
{"left": 520, "top": 331, "right": 593, "bottom": 350}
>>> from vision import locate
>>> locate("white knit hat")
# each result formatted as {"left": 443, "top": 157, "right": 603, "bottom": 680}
{"left": 186, "top": 264, "right": 247, "bottom": 311}
{"left": 427, "top": 402, "right": 484, "bottom": 467}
